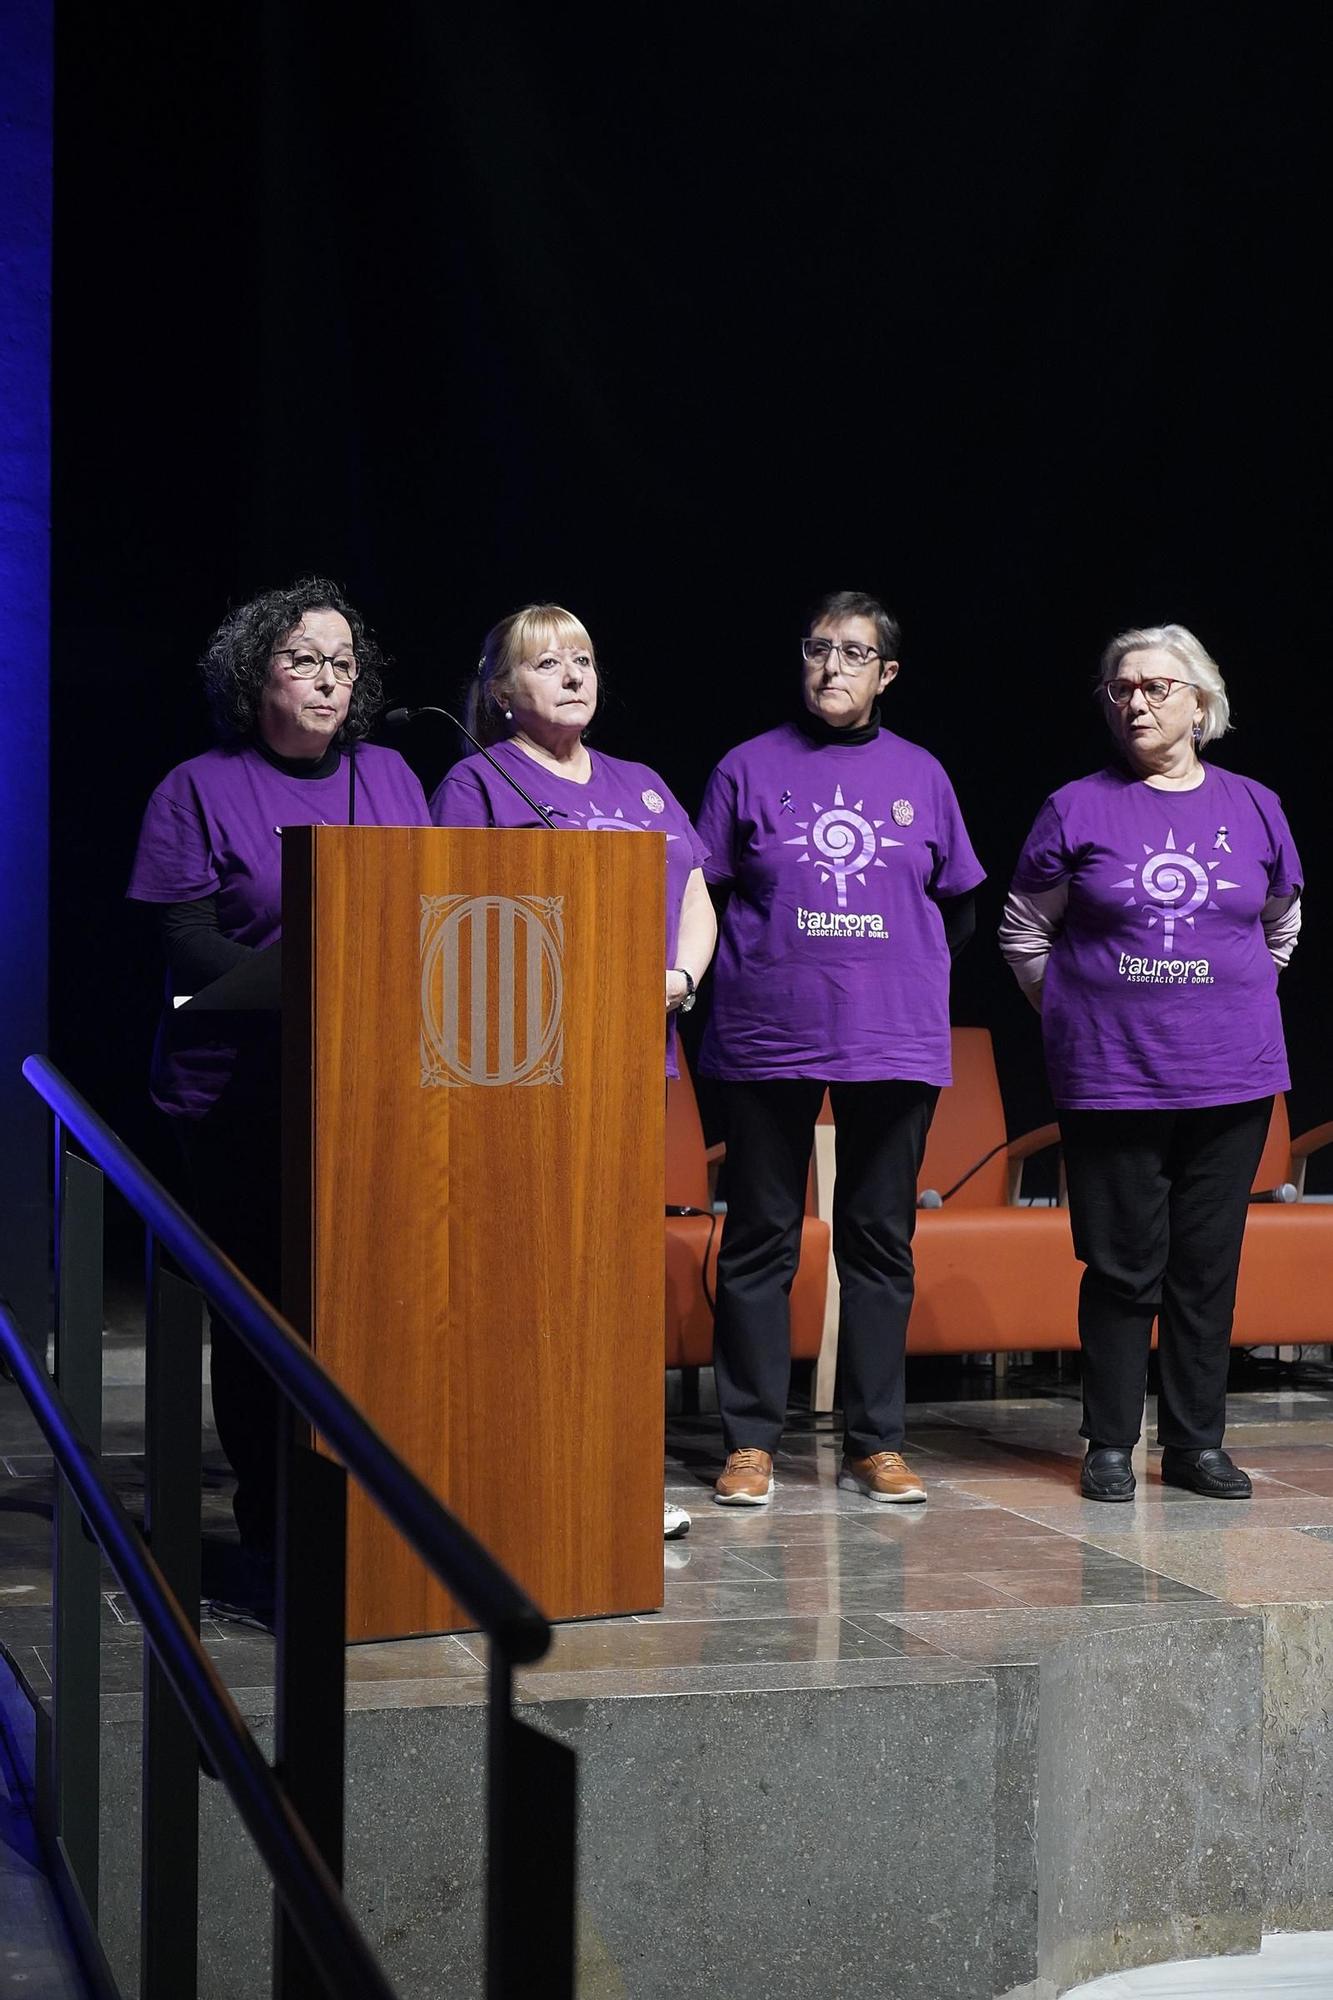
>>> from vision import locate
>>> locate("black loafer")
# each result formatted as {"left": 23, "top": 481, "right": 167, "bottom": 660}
{"left": 1080, "top": 1446, "right": 1136, "bottom": 1502}
{"left": 1159, "top": 1447, "right": 1252, "bottom": 1499}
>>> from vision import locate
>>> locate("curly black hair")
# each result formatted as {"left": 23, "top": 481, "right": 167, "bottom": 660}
{"left": 199, "top": 577, "right": 387, "bottom": 743}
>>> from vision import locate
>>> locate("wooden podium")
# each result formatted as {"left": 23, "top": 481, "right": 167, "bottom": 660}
{"left": 281, "top": 826, "right": 666, "bottom": 1641}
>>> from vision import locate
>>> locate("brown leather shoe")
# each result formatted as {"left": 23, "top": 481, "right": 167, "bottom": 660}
{"left": 714, "top": 1449, "right": 775, "bottom": 1506}
{"left": 838, "top": 1451, "right": 926, "bottom": 1505}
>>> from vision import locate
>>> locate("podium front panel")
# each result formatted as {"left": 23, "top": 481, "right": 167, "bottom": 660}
{"left": 283, "top": 825, "right": 666, "bottom": 1639}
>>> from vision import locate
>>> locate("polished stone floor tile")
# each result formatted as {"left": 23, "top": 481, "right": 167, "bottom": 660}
{"left": 457, "top": 1612, "right": 908, "bottom": 1676}
{"left": 1082, "top": 1526, "right": 1333, "bottom": 1605}
{"left": 651, "top": 1572, "right": 1021, "bottom": 1620}
{"left": 703, "top": 1537, "right": 963, "bottom": 1580}
{"left": 17, "top": 1355, "right": 1333, "bottom": 1717}
{"left": 347, "top": 1634, "right": 498, "bottom": 1683}
{"left": 1219, "top": 1420, "right": 1333, "bottom": 1447}
{"left": 840, "top": 1482, "right": 997, "bottom": 1514}
{"left": 648, "top": 1542, "right": 784, "bottom": 1580}
{"left": 344, "top": 1674, "right": 487, "bottom": 1711}
{"left": 1072, "top": 1492, "right": 1333, "bottom": 1537}
{"left": 883, "top": 1599, "right": 1251, "bottom": 1665}
{"left": 1237, "top": 1444, "right": 1333, "bottom": 1469}
{"left": 1227, "top": 1396, "right": 1333, "bottom": 1426}
{"left": 508, "top": 1653, "right": 986, "bottom": 1703}
{"left": 939, "top": 1475, "right": 1101, "bottom": 1507}
{"left": 1256, "top": 1468, "right": 1333, "bottom": 1497}
{"left": 853, "top": 1508, "right": 1062, "bottom": 1551}
{"left": 672, "top": 1511, "right": 890, "bottom": 1547}
{"left": 983, "top": 1566, "right": 1212, "bottom": 1607}
{"left": 0, "top": 1410, "right": 47, "bottom": 1457}
{"left": 922, "top": 1533, "right": 1105, "bottom": 1573}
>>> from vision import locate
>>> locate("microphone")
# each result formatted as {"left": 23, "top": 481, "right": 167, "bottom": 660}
{"left": 384, "top": 704, "right": 558, "bottom": 829}
{"left": 916, "top": 1189, "right": 943, "bottom": 1209}
{"left": 1249, "top": 1183, "right": 1300, "bottom": 1205}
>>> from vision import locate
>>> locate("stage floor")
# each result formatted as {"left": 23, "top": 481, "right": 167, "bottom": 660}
{"left": 5, "top": 1343, "right": 1333, "bottom": 1998}
{"left": 4, "top": 1356, "right": 1333, "bottom": 1708}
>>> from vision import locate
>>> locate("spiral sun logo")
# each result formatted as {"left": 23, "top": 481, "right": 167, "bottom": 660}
{"left": 570, "top": 801, "right": 678, "bottom": 844}
{"left": 1115, "top": 828, "right": 1239, "bottom": 953}
{"left": 785, "top": 784, "right": 902, "bottom": 908}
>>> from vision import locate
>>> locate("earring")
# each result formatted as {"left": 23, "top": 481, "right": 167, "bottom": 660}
{"left": 503, "top": 707, "right": 513, "bottom": 721}
{"left": 1191, "top": 722, "right": 1203, "bottom": 748}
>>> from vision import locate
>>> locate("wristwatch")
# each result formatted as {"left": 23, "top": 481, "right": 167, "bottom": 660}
{"left": 673, "top": 969, "right": 696, "bottom": 1012}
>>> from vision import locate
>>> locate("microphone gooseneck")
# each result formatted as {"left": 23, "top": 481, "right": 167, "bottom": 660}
{"left": 384, "top": 705, "right": 558, "bottom": 828}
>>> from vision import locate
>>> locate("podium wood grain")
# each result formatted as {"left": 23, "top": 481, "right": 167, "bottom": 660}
{"left": 283, "top": 826, "right": 665, "bottom": 1640}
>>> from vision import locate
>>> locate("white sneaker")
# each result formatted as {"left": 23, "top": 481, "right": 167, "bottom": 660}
{"left": 663, "top": 1501, "right": 691, "bottom": 1539}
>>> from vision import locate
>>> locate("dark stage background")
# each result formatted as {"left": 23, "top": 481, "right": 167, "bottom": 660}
{"left": 51, "top": 2, "right": 1329, "bottom": 1193}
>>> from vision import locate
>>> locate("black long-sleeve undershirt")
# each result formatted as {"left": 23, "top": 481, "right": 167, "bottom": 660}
{"left": 159, "top": 896, "right": 252, "bottom": 995}
{"left": 156, "top": 737, "right": 347, "bottom": 994}
{"left": 940, "top": 890, "right": 976, "bottom": 962}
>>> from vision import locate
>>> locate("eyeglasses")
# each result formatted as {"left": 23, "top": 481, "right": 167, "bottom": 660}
{"left": 1101, "top": 677, "right": 1194, "bottom": 708}
{"left": 273, "top": 648, "right": 360, "bottom": 685}
{"left": 801, "top": 637, "right": 884, "bottom": 671}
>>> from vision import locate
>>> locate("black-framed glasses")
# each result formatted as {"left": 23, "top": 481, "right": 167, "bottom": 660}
{"left": 1102, "top": 676, "right": 1194, "bottom": 708}
{"left": 801, "top": 637, "right": 883, "bottom": 671}
{"left": 273, "top": 647, "right": 360, "bottom": 685}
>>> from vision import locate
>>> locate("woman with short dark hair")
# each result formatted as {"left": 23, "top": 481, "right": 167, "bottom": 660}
{"left": 696, "top": 590, "right": 984, "bottom": 1508}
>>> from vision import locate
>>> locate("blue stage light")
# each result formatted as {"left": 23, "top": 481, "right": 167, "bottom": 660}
{"left": 0, "top": 0, "right": 53, "bottom": 1341}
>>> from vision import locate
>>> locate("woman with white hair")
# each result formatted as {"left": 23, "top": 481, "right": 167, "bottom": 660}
{"left": 1000, "top": 625, "right": 1303, "bottom": 1502}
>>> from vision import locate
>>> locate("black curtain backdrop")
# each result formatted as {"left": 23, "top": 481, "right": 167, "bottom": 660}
{"left": 51, "top": 0, "right": 1329, "bottom": 1190}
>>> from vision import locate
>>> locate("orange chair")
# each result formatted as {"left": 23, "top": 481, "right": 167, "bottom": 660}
{"left": 810, "top": 1027, "right": 1333, "bottom": 1393}
{"left": 1233, "top": 1096, "right": 1333, "bottom": 1344}
{"left": 665, "top": 1058, "right": 831, "bottom": 1385}
{"left": 811, "top": 1029, "right": 1080, "bottom": 1400}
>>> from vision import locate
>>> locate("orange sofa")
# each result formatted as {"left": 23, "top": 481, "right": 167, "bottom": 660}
{"left": 807, "top": 1028, "right": 1333, "bottom": 1398}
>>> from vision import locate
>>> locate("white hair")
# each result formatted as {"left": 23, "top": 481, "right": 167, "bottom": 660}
{"left": 1100, "top": 624, "right": 1231, "bottom": 746}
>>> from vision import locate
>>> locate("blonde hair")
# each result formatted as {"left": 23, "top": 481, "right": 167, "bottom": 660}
{"left": 1099, "top": 623, "right": 1232, "bottom": 747}
{"left": 464, "top": 603, "right": 597, "bottom": 746}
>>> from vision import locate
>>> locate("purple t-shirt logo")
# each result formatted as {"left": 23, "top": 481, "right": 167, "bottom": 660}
{"left": 1114, "top": 825, "right": 1240, "bottom": 956}
{"left": 695, "top": 722, "right": 985, "bottom": 1085}
{"left": 1010, "top": 762, "right": 1302, "bottom": 1110}
{"left": 783, "top": 781, "right": 903, "bottom": 909}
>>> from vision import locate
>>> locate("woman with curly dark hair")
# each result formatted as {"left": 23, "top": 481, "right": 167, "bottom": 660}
{"left": 128, "top": 580, "right": 429, "bottom": 1592}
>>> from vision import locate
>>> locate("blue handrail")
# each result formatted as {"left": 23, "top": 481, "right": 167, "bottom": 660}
{"left": 22, "top": 1054, "right": 550, "bottom": 1664}
{"left": 0, "top": 1302, "right": 398, "bottom": 2000}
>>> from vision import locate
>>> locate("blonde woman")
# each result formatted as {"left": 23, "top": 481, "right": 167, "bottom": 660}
{"left": 430, "top": 604, "right": 715, "bottom": 1537}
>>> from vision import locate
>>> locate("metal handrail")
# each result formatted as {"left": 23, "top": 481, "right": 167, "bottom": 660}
{"left": 22, "top": 1054, "right": 549, "bottom": 1663}
{"left": 0, "top": 1303, "right": 397, "bottom": 2000}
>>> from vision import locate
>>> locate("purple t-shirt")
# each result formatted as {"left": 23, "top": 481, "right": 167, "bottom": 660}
{"left": 1012, "top": 763, "right": 1301, "bottom": 1110}
{"left": 695, "top": 722, "right": 985, "bottom": 1083}
{"left": 429, "top": 739, "right": 708, "bottom": 1078}
{"left": 128, "top": 743, "right": 431, "bottom": 1116}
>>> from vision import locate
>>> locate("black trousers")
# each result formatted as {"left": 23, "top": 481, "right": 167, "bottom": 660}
{"left": 712, "top": 1079, "right": 938, "bottom": 1458}
{"left": 176, "top": 1088, "right": 282, "bottom": 1552}
{"left": 1060, "top": 1098, "right": 1272, "bottom": 1452}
